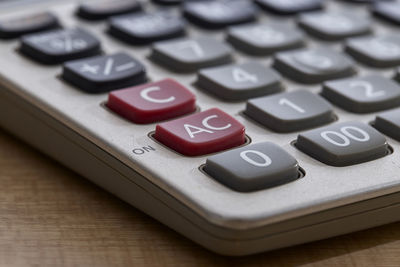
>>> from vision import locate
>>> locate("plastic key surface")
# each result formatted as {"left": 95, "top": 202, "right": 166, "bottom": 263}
{"left": 20, "top": 28, "right": 101, "bottom": 64}
{"left": 197, "top": 62, "right": 283, "bottom": 101}
{"left": 107, "top": 79, "right": 196, "bottom": 124}
{"left": 373, "top": 1, "right": 400, "bottom": 25}
{"left": 296, "top": 121, "right": 388, "bottom": 166}
{"left": 255, "top": 0, "right": 324, "bottom": 15}
{"left": 77, "top": 0, "right": 142, "bottom": 20}
{"left": 154, "top": 108, "right": 245, "bottom": 156}
{"left": 0, "top": 12, "right": 60, "bottom": 39}
{"left": 204, "top": 142, "right": 299, "bottom": 192}
{"left": 374, "top": 108, "right": 400, "bottom": 141}
{"left": 245, "top": 90, "right": 335, "bottom": 132}
{"left": 62, "top": 52, "right": 147, "bottom": 93}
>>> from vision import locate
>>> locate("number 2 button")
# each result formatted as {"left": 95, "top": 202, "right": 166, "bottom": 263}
{"left": 154, "top": 108, "right": 245, "bottom": 156}
{"left": 296, "top": 121, "right": 388, "bottom": 166}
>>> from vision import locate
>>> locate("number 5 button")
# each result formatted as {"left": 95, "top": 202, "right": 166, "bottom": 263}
{"left": 154, "top": 108, "right": 245, "bottom": 156}
{"left": 296, "top": 121, "right": 388, "bottom": 166}
{"left": 204, "top": 142, "right": 299, "bottom": 192}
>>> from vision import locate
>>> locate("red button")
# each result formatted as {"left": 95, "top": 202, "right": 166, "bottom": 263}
{"left": 107, "top": 78, "right": 196, "bottom": 124}
{"left": 154, "top": 108, "right": 246, "bottom": 156}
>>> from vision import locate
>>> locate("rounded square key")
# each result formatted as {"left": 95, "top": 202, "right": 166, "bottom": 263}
{"left": 245, "top": 90, "right": 335, "bottom": 132}
{"left": 151, "top": 37, "right": 233, "bottom": 72}
{"left": 374, "top": 108, "right": 400, "bottom": 141}
{"left": 77, "top": 0, "right": 142, "bottom": 21}
{"left": 204, "top": 142, "right": 299, "bottom": 192}
{"left": 62, "top": 52, "right": 147, "bottom": 93}
{"left": 273, "top": 47, "right": 356, "bottom": 84}
{"left": 0, "top": 12, "right": 60, "bottom": 39}
{"left": 107, "top": 78, "right": 196, "bottom": 124}
{"left": 227, "top": 22, "right": 305, "bottom": 55}
{"left": 298, "top": 11, "right": 371, "bottom": 41}
{"left": 108, "top": 11, "right": 185, "bottom": 45}
{"left": 255, "top": 0, "right": 324, "bottom": 15}
{"left": 183, "top": 0, "right": 257, "bottom": 29}
{"left": 197, "top": 62, "right": 283, "bottom": 101}
{"left": 20, "top": 28, "right": 101, "bottom": 64}
{"left": 154, "top": 108, "right": 245, "bottom": 156}
{"left": 372, "top": 1, "right": 400, "bottom": 25}
{"left": 345, "top": 35, "right": 400, "bottom": 68}
{"left": 322, "top": 75, "right": 400, "bottom": 113}
{"left": 296, "top": 121, "right": 388, "bottom": 166}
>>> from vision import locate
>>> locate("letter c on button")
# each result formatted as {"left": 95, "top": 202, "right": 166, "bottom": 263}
{"left": 202, "top": 115, "right": 231, "bottom": 131}
{"left": 140, "top": 86, "right": 176, "bottom": 103}
{"left": 240, "top": 150, "right": 272, "bottom": 167}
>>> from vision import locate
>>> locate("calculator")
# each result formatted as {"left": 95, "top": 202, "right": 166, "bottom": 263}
{"left": 1, "top": 0, "right": 400, "bottom": 256}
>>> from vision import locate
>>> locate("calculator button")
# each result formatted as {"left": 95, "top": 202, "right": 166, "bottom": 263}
{"left": 273, "top": 47, "right": 356, "bottom": 84}
{"left": 296, "top": 121, "right": 388, "bottom": 166}
{"left": 255, "top": 0, "right": 324, "bottom": 15}
{"left": 204, "top": 142, "right": 299, "bottom": 192}
{"left": 62, "top": 52, "right": 146, "bottom": 93}
{"left": 245, "top": 91, "right": 335, "bottom": 132}
{"left": 183, "top": 0, "right": 257, "bottom": 29}
{"left": 0, "top": 12, "right": 60, "bottom": 39}
{"left": 298, "top": 12, "right": 371, "bottom": 41}
{"left": 108, "top": 11, "right": 185, "bottom": 45}
{"left": 154, "top": 108, "right": 245, "bottom": 156}
{"left": 151, "top": 37, "right": 233, "bottom": 72}
{"left": 107, "top": 79, "right": 196, "bottom": 124}
{"left": 374, "top": 108, "right": 400, "bottom": 141}
{"left": 372, "top": 1, "right": 400, "bottom": 25}
{"left": 345, "top": 35, "right": 400, "bottom": 68}
{"left": 197, "top": 62, "right": 282, "bottom": 101}
{"left": 322, "top": 75, "right": 400, "bottom": 113}
{"left": 77, "top": 0, "right": 142, "bottom": 20}
{"left": 20, "top": 28, "right": 101, "bottom": 64}
{"left": 227, "top": 23, "right": 305, "bottom": 55}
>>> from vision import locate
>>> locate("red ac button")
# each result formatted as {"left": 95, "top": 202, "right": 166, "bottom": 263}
{"left": 154, "top": 108, "right": 246, "bottom": 156}
{"left": 107, "top": 78, "right": 196, "bottom": 124}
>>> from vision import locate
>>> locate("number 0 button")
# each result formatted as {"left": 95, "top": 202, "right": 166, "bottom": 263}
{"left": 204, "top": 142, "right": 299, "bottom": 192}
{"left": 296, "top": 121, "right": 388, "bottom": 166}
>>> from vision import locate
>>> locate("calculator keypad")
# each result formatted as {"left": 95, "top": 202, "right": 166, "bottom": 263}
{"left": 154, "top": 108, "right": 245, "bottom": 156}
{"left": 296, "top": 121, "right": 388, "bottom": 166}
{"left": 197, "top": 62, "right": 282, "bottom": 101}
{"left": 77, "top": 0, "right": 142, "bottom": 21}
{"left": 374, "top": 108, "right": 400, "bottom": 142}
{"left": 204, "top": 142, "right": 299, "bottom": 192}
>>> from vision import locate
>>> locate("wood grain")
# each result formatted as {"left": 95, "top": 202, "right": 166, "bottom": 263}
{"left": 0, "top": 129, "right": 400, "bottom": 267}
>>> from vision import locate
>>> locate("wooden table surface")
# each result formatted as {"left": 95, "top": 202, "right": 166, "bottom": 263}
{"left": 1, "top": 129, "right": 400, "bottom": 267}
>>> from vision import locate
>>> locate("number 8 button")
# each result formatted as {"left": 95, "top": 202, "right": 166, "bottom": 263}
{"left": 296, "top": 121, "right": 388, "bottom": 166}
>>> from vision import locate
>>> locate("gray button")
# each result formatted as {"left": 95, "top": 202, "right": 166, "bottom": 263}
{"left": 296, "top": 121, "right": 388, "bottom": 166}
{"left": 273, "top": 47, "right": 356, "bottom": 84}
{"left": 151, "top": 37, "right": 233, "bottom": 72}
{"left": 227, "top": 23, "right": 305, "bottom": 55}
{"left": 245, "top": 90, "right": 335, "bottom": 132}
{"left": 322, "top": 75, "right": 400, "bottom": 113}
{"left": 345, "top": 35, "right": 400, "bottom": 68}
{"left": 204, "top": 142, "right": 299, "bottom": 192}
{"left": 298, "top": 11, "right": 371, "bottom": 41}
{"left": 197, "top": 62, "right": 283, "bottom": 101}
{"left": 374, "top": 108, "right": 400, "bottom": 141}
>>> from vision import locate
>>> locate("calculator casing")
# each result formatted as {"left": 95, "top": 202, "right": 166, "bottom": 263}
{"left": 1, "top": 0, "right": 400, "bottom": 256}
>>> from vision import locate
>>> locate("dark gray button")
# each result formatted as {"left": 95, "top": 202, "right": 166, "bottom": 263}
{"left": 273, "top": 47, "right": 356, "bottom": 84}
{"left": 298, "top": 11, "right": 371, "bottom": 41}
{"left": 227, "top": 23, "right": 305, "bottom": 55}
{"left": 255, "top": 0, "right": 324, "bottom": 15}
{"left": 20, "top": 28, "right": 101, "bottom": 64}
{"left": 204, "top": 142, "right": 299, "bottom": 192}
{"left": 345, "top": 35, "right": 400, "bottom": 68}
{"left": 322, "top": 75, "right": 400, "bottom": 113}
{"left": 151, "top": 37, "right": 233, "bottom": 72}
{"left": 77, "top": 0, "right": 142, "bottom": 21}
{"left": 374, "top": 108, "right": 400, "bottom": 141}
{"left": 245, "top": 90, "right": 335, "bottom": 132}
{"left": 197, "top": 62, "right": 282, "bottom": 101}
{"left": 296, "top": 121, "right": 388, "bottom": 166}
{"left": 373, "top": 1, "right": 400, "bottom": 25}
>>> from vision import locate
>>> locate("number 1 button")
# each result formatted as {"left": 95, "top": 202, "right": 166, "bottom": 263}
{"left": 296, "top": 121, "right": 388, "bottom": 166}
{"left": 154, "top": 108, "right": 245, "bottom": 156}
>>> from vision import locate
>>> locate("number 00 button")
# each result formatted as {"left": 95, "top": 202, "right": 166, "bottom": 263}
{"left": 296, "top": 121, "right": 388, "bottom": 166}
{"left": 204, "top": 142, "right": 299, "bottom": 192}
